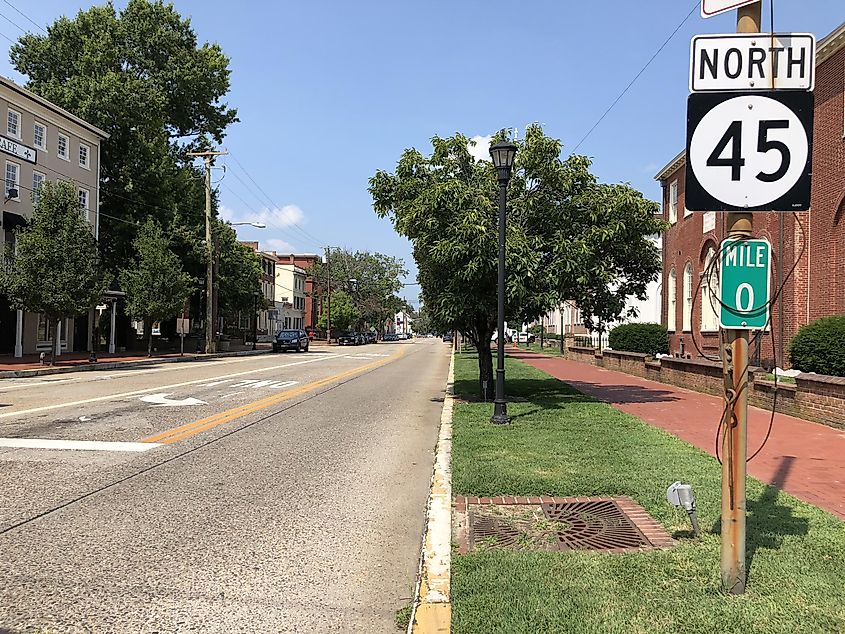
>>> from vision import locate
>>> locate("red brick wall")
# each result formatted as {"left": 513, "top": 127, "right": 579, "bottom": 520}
{"left": 276, "top": 254, "right": 320, "bottom": 329}
{"left": 659, "top": 44, "right": 844, "bottom": 368}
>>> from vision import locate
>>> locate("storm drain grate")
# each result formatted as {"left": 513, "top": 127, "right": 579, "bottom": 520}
{"left": 541, "top": 500, "right": 649, "bottom": 551}
{"left": 460, "top": 496, "right": 671, "bottom": 554}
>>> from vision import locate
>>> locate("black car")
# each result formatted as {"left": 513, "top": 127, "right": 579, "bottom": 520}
{"left": 337, "top": 332, "right": 357, "bottom": 346}
{"left": 442, "top": 333, "right": 453, "bottom": 343}
{"left": 273, "top": 329, "right": 309, "bottom": 352}
{"left": 365, "top": 332, "right": 378, "bottom": 344}
{"left": 383, "top": 333, "right": 398, "bottom": 342}
{"left": 355, "top": 332, "right": 367, "bottom": 345}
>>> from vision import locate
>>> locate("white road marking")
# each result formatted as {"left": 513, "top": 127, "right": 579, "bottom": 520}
{"left": 0, "top": 354, "right": 341, "bottom": 420}
{"left": 139, "top": 394, "right": 207, "bottom": 407}
{"left": 0, "top": 438, "right": 161, "bottom": 452}
{"left": 199, "top": 380, "right": 230, "bottom": 387}
{"left": 78, "top": 416, "right": 91, "bottom": 422}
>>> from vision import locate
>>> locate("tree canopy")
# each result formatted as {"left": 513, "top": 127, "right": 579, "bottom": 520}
{"left": 317, "top": 291, "right": 360, "bottom": 334}
{"left": 370, "top": 125, "right": 665, "bottom": 396}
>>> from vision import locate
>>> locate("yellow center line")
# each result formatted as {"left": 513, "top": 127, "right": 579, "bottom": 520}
{"left": 142, "top": 348, "right": 406, "bottom": 445}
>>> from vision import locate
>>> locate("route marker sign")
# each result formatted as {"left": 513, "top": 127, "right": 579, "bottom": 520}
{"left": 685, "top": 91, "right": 813, "bottom": 212}
{"left": 718, "top": 238, "right": 771, "bottom": 329}
{"left": 690, "top": 33, "right": 815, "bottom": 92}
{"left": 701, "top": 0, "right": 760, "bottom": 19}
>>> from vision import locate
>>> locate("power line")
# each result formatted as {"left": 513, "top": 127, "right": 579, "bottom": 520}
{"left": 0, "top": 8, "right": 29, "bottom": 35}
{"left": 1, "top": 0, "right": 47, "bottom": 34}
{"left": 571, "top": 0, "right": 699, "bottom": 153}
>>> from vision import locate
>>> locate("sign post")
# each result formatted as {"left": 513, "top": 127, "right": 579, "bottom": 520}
{"left": 176, "top": 317, "right": 190, "bottom": 357}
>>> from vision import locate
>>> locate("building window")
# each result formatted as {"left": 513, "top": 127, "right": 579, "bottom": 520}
{"left": 683, "top": 263, "right": 693, "bottom": 332}
{"left": 7, "top": 109, "right": 20, "bottom": 139}
{"left": 33, "top": 122, "right": 46, "bottom": 150}
{"left": 79, "top": 143, "right": 90, "bottom": 169}
{"left": 32, "top": 171, "right": 46, "bottom": 206}
{"left": 57, "top": 133, "right": 69, "bottom": 160}
{"left": 5, "top": 161, "right": 19, "bottom": 200}
{"left": 667, "top": 268, "right": 677, "bottom": 332}
{"left": 37, "top": 313, "right": 51, "bottom": 343}
{"left": 78, "top": 188, "right": 90, "bottom": 220}
{"left": 668, "top": 180, "right": 678, "bottom": 224}
{"left": 701, "top": 248, "right": 719, "bottom": 332}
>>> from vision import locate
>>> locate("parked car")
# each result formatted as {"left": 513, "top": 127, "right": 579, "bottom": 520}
{"left": 442, "top": 333, "right": 453, "bottom": 343}
{"left": 337, "top": 332, "right": 357, "bottom": 346}
{"left": 365, "top": 331, "right": 378, "bottom": 344}
{"left": 383, "top": 333, "right": 398, "bottom": 341}
{"left": 355, "top": 332, "right": 367, "bottom": 345}
{"left": 305, "top": 328, "right": 316, "bottom": 341}
{"left": 273, "top": 329, "right": 310, "bottom": 352}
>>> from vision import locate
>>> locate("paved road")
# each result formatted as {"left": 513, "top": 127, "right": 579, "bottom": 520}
{"left": 0, "top": 338, "right": 450, "bottom": 633}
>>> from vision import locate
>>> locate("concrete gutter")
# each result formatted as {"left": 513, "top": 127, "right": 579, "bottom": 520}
{"left": 0, "top": 349, "right": 271, "bottom": 379}
{"left": 409, "top": 349, "right": 454, "bottom": 633}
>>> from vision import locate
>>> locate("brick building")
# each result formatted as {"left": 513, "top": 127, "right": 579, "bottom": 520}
{"left": 274, "top": 253, "right": 321, "bottom": 329}
{"left": 655, "top": 21, "right": 845, "bottom": 367}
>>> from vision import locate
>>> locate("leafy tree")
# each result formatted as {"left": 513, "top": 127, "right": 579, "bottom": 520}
{"left": 3, "top": 182, "right": 107, "bottom": 363}
{"left": 317, "top": 291, "right": 360, "bottom": 334}
{"left": 120, "top": 219, "right": 192, "bottom": 356}
{"left": 370, "top": 125, "right": 665, "bottom": 397}
{"left": 11, "top": 0, "right": 238, "bottom": 270}
{"left": 217, "top": 222, "right": 263, "bottom": 328}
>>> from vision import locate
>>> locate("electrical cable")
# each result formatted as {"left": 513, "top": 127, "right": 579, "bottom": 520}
{"left": 1, "top": 0, "right": 47, "bottom": 34}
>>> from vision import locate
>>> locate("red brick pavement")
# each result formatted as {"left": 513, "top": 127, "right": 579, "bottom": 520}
{"left": 511, "top": 350, "right": 845, "bottom": 521}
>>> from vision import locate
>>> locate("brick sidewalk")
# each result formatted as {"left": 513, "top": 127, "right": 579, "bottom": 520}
{"left": 511, "top": 349, "right": 845, "bottom": 520}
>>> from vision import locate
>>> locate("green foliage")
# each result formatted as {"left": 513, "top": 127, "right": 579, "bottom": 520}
{"left": 11, "top": 0, "right": 238, "bottom": 270}
{"left": 369, "top": 125, "right": 665, "bottom": 395}
{"left": 789, "top": 316, "right": 845, "bottom": 376}
{"left": 217, "top": 222, "right": 263, "bottom": 322}
{"left": 608, "top": 323, "right": 669, "bottom": 355}
{"left": 317, "top": 290, "right": 360, "bottom": 334}
{"left": 3, "top": 182, "right": 107, "bottom": 354}
{"left": 119, "top": 219, "right": 191, "bottom": 352}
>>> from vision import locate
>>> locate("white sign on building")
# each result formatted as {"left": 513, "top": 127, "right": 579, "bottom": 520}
{"left": 0, "top": 136, "right": 37, "bottom": 164}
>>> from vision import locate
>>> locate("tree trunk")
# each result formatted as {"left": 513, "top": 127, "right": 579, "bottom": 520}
{"left": 51, "top": 320, "right": 60, "bottom": 366}
{"left": 148, "top": 324, "right": 153, "bottom": 357}
{"left": 476, "top": 337, "right": 495, "bottom": 401}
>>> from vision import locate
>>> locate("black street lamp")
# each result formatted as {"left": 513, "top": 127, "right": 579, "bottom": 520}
{"left": 489, "top": 141, "right": 517, "bottom": 425}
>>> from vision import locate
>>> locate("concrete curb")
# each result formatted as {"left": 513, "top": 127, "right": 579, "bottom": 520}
{"left": 409, "top": 349, "right": 454, "bottom": 633}
{"left": 0, "top": 348, "right": 272, "bottom": 379}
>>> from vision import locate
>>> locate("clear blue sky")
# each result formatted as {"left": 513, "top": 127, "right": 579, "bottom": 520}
{"left": 1, "top": 1, "right": 842, "bottom": 304}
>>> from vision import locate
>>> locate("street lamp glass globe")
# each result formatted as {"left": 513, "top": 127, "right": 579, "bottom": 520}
{"left": 488, "top": 141, "right": 517, "bottom": 170}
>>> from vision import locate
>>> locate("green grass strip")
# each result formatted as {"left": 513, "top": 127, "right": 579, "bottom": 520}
{"left": 451, "top": 352, "right": 845, "bottom": 634}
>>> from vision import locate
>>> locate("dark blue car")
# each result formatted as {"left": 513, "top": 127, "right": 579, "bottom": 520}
{"left": 273, "top": 329, "right": 310, "bottom": 352}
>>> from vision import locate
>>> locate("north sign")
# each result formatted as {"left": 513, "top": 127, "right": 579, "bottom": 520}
{"left": 701, "top": 0, "right": 760, "bottom": 19}
{"left": 685, "top": 91, "right": 813, "bottom": 212}
{"left": 690, "top": 33, "right": 815, "bottom": 92}
{"left": 718, "top": 238, "right": 771, "bottom": 330}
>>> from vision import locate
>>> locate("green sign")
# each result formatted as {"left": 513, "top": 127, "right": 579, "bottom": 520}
{"left": 719, "top": 238, "right": 771, "bottom": 330}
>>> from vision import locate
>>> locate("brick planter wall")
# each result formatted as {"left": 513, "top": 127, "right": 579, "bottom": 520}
{"left": 659, "top": 357, "right": 724, "bottom": 397}
{"left": 568, "top": 346, "right": 601, "bottom": 366}
{"left": 601, "top": 350, "right": 651, "bottom": 379}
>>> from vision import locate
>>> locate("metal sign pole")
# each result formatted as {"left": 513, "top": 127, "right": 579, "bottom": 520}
{"left": 719, "top": 0, "right": 760, "bottom": 596}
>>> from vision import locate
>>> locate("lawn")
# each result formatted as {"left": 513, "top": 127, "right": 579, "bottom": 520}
{"left": 451, "top": 352, "right": 845, "bottom": 634}
{"left": 513, "top": 342, "right": 565, "bottom": 356}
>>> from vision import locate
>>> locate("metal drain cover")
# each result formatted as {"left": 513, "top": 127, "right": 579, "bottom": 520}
{"left": 542, "top": 500, "right": 649, "bottom": 550}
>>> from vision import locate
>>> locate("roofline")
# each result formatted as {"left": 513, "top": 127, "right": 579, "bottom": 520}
{"left": 0, "top": 76, "right": 109, "bottom": 139}
{"left": 654, "top": 149, "right": 685, "bottom": 182}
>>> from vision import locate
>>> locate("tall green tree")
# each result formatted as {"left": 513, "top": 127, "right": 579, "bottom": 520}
{"left": 120, "top": 219, "right": 192, "bottom": 356}
{"left": 3, "top": 182, "right": 107, "bottom": 363}
{"left": 217, "top": 222, "right": 263, "bottom": 328}
{"left": 370, "top": 125, "right": 665, "bottom": 397}
{"left": 10, "top": 0, "right": 238, "bottom": 270}
{"left": 317, "top": 291, "right": 360, "bottom": 335}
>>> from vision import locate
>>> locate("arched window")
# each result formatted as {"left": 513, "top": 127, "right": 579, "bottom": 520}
{"left": 701, "top": 247, "right": 719, "bottom": 331}
{"left": 683, "top": 263, "right": 693, "bottom": 332}
{"left": 667, "top": 268, "right": 677, "bottom": 331}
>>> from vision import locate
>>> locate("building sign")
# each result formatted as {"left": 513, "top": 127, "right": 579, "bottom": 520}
{"left": 719, "top": 238, "right": 771, "bottom": 329}
{"left": 0, "top": 136, "right": 37, "bottom": 164}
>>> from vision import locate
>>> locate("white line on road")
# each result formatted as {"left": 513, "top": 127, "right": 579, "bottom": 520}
{"left": 0, "top": 354, "right": 341, "bottom": 420}
{"left": 0, "top": 438, "right": 162, "bottom": 452}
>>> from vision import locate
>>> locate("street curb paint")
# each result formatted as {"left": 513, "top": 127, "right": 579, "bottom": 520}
{"left": 409, "top": 348, "right": 453, "bottom": 633}
{"left": 0, "top": 349, "right": 272, "bottom": 380}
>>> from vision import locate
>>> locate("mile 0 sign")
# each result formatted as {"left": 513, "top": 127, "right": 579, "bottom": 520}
{"left": 685, "top": 91, "right": 814, "bottom": 212}
{"left": 719, "top": 238, "right": 771, "bottom": 330}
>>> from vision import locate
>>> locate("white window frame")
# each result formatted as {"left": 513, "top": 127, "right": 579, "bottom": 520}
{"left": 32, "top": 171, "right": 46, "bottom": 206}
{"left": 79, "top": 143, "right": 90, "bottom": 170}
{"left": 33, "top": 122, "right": 47, "bottom": 151}
{"left": 6, "top": 108, "right": 20, "bottom": 139}
{"left": 668, "top": 180, "right": 678, "bottom": 224}
{"left": 701, "top": 248, "right": 719, "bottom": 332}
{"left": 57, "top": 132, "right": 70, "bottom": 161}
{"left": 683, "top": 263, "right": 693, "bottom": 332}
{"left": 5, "top": 161, "right": 19, "bottom": 201}
{"left": 667, "top": 268, "right": 677, "bottom": 332}
{"left": 78, "top": 187, "right": 90, "bottom": 221}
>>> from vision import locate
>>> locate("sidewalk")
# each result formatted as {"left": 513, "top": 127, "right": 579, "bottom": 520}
{"left": 511, "top": 349, "right": 845, "bottom": 520}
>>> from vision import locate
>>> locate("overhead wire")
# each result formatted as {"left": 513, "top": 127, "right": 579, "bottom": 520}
{"left": 1, "top": 0, "right": 48, "bottom": 34}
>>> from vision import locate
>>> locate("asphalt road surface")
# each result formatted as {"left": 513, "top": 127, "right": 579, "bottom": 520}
{"left": 0, "top": 337, "right": 450, "bottom": 633}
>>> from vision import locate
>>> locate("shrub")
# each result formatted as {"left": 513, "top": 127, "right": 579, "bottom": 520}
{"left": 789, "top": 316, "right": 845, "bottom": 376}
{"left": 608, "top": 323, "right": 669, "bottom": 355}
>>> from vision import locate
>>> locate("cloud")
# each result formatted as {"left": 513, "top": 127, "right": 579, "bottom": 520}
{"left": 264, "top": 238, "right": 297, "bottom": 253}
{"left": 467, "top": 135, "right": 492, "bottom": 163}
{"left": 220, "top": 204, "right": 306, "bottom": 229}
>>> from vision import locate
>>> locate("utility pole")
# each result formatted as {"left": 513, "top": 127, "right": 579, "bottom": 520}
{"left": 189, "top": 150, "right": 228, "bottom": 354}
{"left": 325, "top": 246, "right": 332, "bottom": 344}
{"left": 560, "top": 304, "right": 564, "bottom": 355}
{"left": 719, "top": 2, "right": 760, "bottom": 596}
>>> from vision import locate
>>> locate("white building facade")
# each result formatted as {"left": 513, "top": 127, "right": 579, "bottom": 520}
{"left": 275, "top": 263, "right": 306, "bottom": 330}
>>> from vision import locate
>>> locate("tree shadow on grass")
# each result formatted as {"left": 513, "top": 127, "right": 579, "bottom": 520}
{"left": 453, "top": 377, "right": 596, "bottom": 405}
{"left": 712, "top": 455, "right": 809, "bottom": 580}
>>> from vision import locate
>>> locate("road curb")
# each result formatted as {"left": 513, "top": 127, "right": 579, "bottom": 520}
{"left": 0, "top": 349, "right": 271, "bottom": 380}
{"left": 409, "top": 348, "right": 454, "bottom": 633}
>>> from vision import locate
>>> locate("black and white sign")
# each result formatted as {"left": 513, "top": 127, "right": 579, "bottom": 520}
{"left": 701, "top": 0, "right": 760, "bottom": 19}
{"left": 685, "top": 91, "right": 813, "bottom": 212}
{"left": 0, "top": 136, "right": 37, "bottom": 164}
{"left": 690, "top": 33, "right": 815, "bottom": 92}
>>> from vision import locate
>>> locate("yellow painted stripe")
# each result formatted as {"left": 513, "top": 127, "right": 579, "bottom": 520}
{"left": 142, "top": 348, "right": 405, "bottom": 445}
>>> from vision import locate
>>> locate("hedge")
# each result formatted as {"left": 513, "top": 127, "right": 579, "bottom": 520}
{"left": 789, "top": 315, "right": 845, "bottom": 376}
{"left": 608, "top": 323, "right": 669, "bottom": 355}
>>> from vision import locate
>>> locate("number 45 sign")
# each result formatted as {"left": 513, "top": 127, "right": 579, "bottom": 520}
{"left": 685, "top": 91, "right": 814, "bottom": 212}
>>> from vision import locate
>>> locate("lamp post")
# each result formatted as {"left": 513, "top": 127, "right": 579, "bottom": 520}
{"left": 489, "top": 141, "right": 517, "bottom": 425}
{"left": 252, "top": 289, "right": 261, "bottom": 351}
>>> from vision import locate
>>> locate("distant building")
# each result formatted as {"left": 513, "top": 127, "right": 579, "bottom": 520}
{"left": 274, "top": 253, "right": 320, "bottom": 329}
{"left": 275, "top": 263, "right": 307, "bottom": 330}
{"left": 239, "top": 241, "right": 276, "bottom": 339}
{"left": 0, "top": 76, "right": 109, "bottom": 357}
